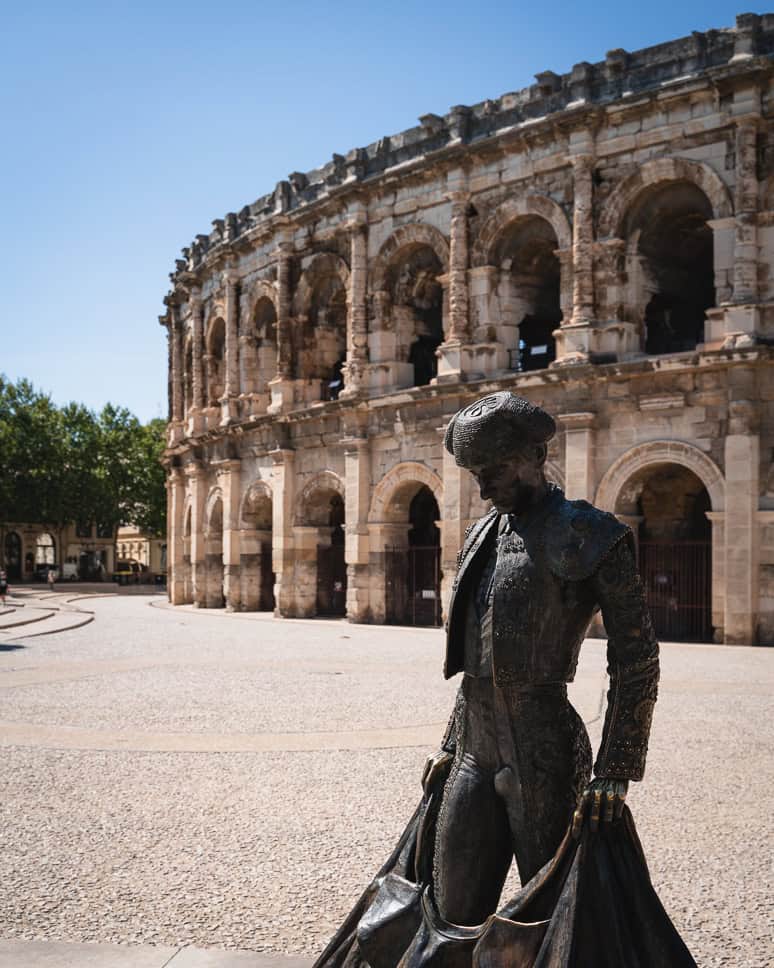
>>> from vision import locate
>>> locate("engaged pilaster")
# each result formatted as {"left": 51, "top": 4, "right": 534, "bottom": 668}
{"left": 436, "top": 184, "right": 474, "bottom": 381}
{"left": 167, "top": 466, "right": 186, "bottom": 605}
{"left": 270, "top": 447, "right": 296, "bottom": 615}
{"left": 555, "top": 153, "right": 596, "bottom": 365}
{"left": 724, "top": 398, "right": 760, "bottom": 644}
{"left": 189, "top": 290, "right": 205, "bottom": 435}
{"left": 557, "top": 412, "right": 596, "bottom": 501}
{"left": 221, "top": 269, "right": 240, "bottom": 425}
{"left": 342, "top": 426, "right": 371, "bottom": 621}
{"left": 185, "top": 461, "right": 207, "bottom": 607}
{"left": 268, "top": 234, "right": 295, "bottom": 414}
{"left": 215, "top": 458, "right": 242, "bottom": 610}
{"left": 341, "top": 211, "right": 369, "bottom": 399}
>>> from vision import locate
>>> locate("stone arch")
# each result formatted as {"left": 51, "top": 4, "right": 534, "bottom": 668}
{"left": 204, "top": 487, "right": 224, "bottom": 533}
{"left": 472, "top": 195, "right": 572, "bottom": 267}
{"left": 598, "top": 157, "right": 733, "bottom": 239}
{"left": 241, "top": 479, "right": 273, "bottom": 528}
{"left": 369, "top": 461, "right": 444, "bottom": 523}
{"left": 370, "top": 224, "right": 450, "bottom": 292}
{"left": 595, "top": 440, "right": 725, "bottom": 513}
{"left": 293, "top": 253, "right": 350, "bottom": 317}
{"left": 245, "top": 280, "right": 278, "bottom": 326}
{"left": 294, "top": 470, "right": 345, "bottom": 526}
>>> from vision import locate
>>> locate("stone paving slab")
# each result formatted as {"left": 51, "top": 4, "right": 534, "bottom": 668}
{"left": 0, "top": 941, "right": 311, "bottom": 967}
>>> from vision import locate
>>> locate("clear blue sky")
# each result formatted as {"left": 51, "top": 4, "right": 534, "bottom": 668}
{"left": 0, "top": 1, "right": 750, "bottom": 421}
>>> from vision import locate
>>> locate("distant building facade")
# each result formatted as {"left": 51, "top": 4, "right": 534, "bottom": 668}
{"left": 161, "top": 16, "right": 774, "bottom": 645}
{"left": 1, "top": 522, "right": 114, "bottom": 581}
{"left": 115, "top": 525, "right": 167, "bottom": 577}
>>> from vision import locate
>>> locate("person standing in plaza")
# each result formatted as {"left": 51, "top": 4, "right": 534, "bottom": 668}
{"left": 47, "top": 567, "right": 56, "bottom": 592}
{"left": 0, "top": 569, "right": 8, "bottom": 605}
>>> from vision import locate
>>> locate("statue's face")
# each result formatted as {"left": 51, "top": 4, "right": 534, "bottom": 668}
{"left": 467, "top": 449, "right": 544, "bottom": 514}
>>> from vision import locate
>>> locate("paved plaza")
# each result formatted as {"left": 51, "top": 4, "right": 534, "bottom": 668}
{"left": 0, "top": 589, "right": 772, "bottom": 967}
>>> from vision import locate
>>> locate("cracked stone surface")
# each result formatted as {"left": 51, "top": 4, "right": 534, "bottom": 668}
{"left": 0, "top": 593, "right": 772, "bottom": 966}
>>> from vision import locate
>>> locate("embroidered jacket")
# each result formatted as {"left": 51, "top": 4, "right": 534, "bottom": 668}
{"left": 444, "top": 487, "right": 660, "bottom": 781}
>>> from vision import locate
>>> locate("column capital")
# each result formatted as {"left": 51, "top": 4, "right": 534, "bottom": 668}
{"left": 557, "top": 411, "right": 596, "bottom": 430}
{"left": 184, "top": 461, "right": 205, "bottom": 480}
{"left": 270, "top": 447, "right": 295, "bottom": 466}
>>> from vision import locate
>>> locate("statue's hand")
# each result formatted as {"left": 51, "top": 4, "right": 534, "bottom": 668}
{"left": 571, "top": 777, "right": 628, "bottom": 838}
{"left": 421, "top": 750, "right": 453, "bottom": 795}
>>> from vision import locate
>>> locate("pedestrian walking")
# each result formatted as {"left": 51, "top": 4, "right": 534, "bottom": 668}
{"left": 47, "top": 567, "right": 56, "bottom": 592}
{"left": 0, "top": 569, "right": 8, "bottom": 605}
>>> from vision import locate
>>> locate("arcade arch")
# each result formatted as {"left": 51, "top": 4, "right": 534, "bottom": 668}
{"left": 205, "top": 317, "right": 226, "bottom": 407}
{"left": 241, "top": 481, "right": 275, "bottom": 611}
{"left": 295, "top": 472, "right": 347, "bottom": 617}
{"left": 204, "top": 490, "right": 224, "bottom": 607}
{"left": 597, "top": 442, "right": 725, "bottom": 642}
{"left": 294, "top": 255, "right": 349, "bottom": 399}
{"left": 370, "top": 463, "right": 444, "bottom": 626}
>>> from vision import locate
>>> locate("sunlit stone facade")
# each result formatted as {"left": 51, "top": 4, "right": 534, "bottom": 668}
{"left": 161, "top": 15, "right": 774, "bottom": 644}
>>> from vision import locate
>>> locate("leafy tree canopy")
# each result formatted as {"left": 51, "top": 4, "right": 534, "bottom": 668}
{"left": 0, "top": 376, "right": 166, "bottom": 537}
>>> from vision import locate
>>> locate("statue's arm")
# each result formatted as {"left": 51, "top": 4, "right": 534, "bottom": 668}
{"left": 591, "top": 537, "right": 660, "bottom": 782}
{"left": 572, "top": 537, "right": 659, "bottom": 835}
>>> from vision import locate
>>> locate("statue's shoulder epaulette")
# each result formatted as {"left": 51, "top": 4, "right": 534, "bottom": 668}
{"left": 544, "top": 498, "right": 632, "bottom": 581}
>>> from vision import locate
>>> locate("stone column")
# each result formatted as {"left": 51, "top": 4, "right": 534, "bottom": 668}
{"left": 221, "top": 269, "right": 240, "bottom": 425}
{"left": 724, "top": 399, "right": 759, "bottom": 644}
{"left": 189, "top": 290, "right": 205, "bottom": 434}
{"left": 342, "top": 434, "right": 371, "bottom": 621}
{"left": 168, "top": 303, "right": 183, "bottom": 425}
{"left": 447, "top": 192, "right": 469, "bottom": 342}
{"left": 268, "top": 238, "right": 294, "bottom": 413}
{"left": 216, "top": 459, "right": 242, "bottom": 611}
{"left": 270, "top": 448, "right": 296, "bottom": 615}
{"left": 436, "top": 180, "right": 473, "bottom": 381}
{"left": 705, "top": 511, "right": 726, "bottom": 642}
{"left": 167, "top": 467, "right": 186, "bottom": 605}
{"left": 555, "top": 155, "right": 595, "bottom": 364}
{"left": 185, "top": 462, "right": 207, "bottom": 608}
{"left": 558, "top": 412, "right": 596, "bottom": 501}
{"left": 341, "top": 215, "right": 369, "bottom": 399}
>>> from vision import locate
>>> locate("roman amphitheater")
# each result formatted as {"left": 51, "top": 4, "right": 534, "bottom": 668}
{"left": 161, "top": 14, "right": 774, "bottom": 645}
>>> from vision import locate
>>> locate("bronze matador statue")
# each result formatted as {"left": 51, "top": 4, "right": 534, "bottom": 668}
{"left": 315, "top": 392, "right": 693, "bottom": 968}
{"left": 425, "top": 391, "right": 659, "bottom": 923}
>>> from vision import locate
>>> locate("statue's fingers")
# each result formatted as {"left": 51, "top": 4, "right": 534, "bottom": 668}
{"left": 602, "top": 790, "right": 616, "bottom": 823}
{"left": 614, "top": 790, "right": 627, "bottom": 819}
{"left": 589, "top": 789, "right": 603, "bottom": 832}
{"left": 571, "top": 789, "right": 590, "bottom": 839}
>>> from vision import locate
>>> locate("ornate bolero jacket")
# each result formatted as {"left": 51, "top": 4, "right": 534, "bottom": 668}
{"left": 444, "top": 488, "right": 660, "bottom": 781}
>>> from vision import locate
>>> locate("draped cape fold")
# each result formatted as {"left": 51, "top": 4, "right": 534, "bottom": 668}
{"left": 313, "top": 794, "right": 696, "bottom": 968}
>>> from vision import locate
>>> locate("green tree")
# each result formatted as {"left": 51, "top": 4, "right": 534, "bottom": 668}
{"left": 0, "top": 376, "right": 167, "bottom": 538}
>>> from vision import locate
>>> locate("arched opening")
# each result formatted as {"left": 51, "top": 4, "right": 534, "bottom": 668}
{"left": 493, "top": 216, "right": 560, "bottom": 371}
{"left": 35, "top": 533, "right": 56, "bottom": 566}
{"left": 298, "top": 272, "right": 347, "bottom": 401}
{"left": 616, "top": 463, "right": 712, "bottom": 641}
{"left": 253, "top": 297, "right": 277, "bottom": 398}
{"left": 206, "top": 318, "right": 226, "bottom": 407}
{"left": 624, "top": 182, "right": 714, "bottom": 354}
{"left": 205, "top": 496, "right": 224, "bottom": 608}
{"left": 241, "top": 486, "right": 275, "bottom": 611}
{"left": 314, "top": 492, "right": 346, "bottom": 615}
{"left": 4, "top": 531, "right": 21, "bottom": 581}
{"left": 388, "top": 245, "right": 444, "bottom": 387}
{"left": 385, "top": 483, "right": 441, "bottom": 626}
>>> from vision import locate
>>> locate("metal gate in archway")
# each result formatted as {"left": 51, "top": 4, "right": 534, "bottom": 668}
{"left": 639, "top": 540, "right": 711, "bottom": 642}
{"left": 259, "top": 542, "right": 275, "bottom": 611}
{"left": 385, "top": 545, "right": 441, "bottom": 627}
{"left": 316, "top": 544, "right": 347, "bottom": 616}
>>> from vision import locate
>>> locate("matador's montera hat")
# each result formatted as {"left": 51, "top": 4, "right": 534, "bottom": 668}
{"left": 443, "top": 391, "right": 556, "bottom": 468}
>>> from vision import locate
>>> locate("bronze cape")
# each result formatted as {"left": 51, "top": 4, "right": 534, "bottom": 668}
{"left": 312, "top": 781, "right": 697, "bottom": 968}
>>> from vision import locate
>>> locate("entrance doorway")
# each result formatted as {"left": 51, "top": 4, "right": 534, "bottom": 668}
{"left": 386, "top": 485, "right": 441, "bottom": 626}
{"left": 316, "top": 494, "right": 346, "bottom": 616}
{"left": 635, "top": 465, "right": 712, "bottom": 642}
